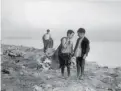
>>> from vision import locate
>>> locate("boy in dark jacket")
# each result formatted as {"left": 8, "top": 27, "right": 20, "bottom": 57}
{"left": 74, "top": 28, "right": 90, "bottom": 80}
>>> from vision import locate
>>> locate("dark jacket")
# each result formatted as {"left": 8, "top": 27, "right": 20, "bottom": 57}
{"left": 74, "top": 37, "right": 90, "bottom": 57}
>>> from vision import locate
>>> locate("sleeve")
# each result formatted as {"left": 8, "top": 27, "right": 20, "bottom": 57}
{"left": 61, "top": 38, "right": 67, "bottom": 48}
{"left": 85, "top": 39, "right": 90, "bottom": 56}
{"left": 74, "top": 39, "right": 79, "bottom": 53}
{"left": 71, "top": 43, "right": 74, "bottom": 56}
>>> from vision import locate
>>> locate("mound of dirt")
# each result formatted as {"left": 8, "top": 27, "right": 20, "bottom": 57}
{"left": 1, "top": 44, "right": 121, "bottom": 91}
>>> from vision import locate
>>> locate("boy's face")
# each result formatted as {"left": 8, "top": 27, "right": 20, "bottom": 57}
{"left": 47, "top": 31, "right": 50, "bottom": 34}
{"left": 78, "top": 32, "right": 85, "bottom": 38}
{"left": 68, "top": 33, "right": 74, "bottom": 39}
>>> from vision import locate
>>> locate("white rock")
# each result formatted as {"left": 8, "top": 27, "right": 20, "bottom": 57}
{"left": 44, "top": 58, "right": 51, "bottom": 64}
{"left": 44, "top": 84, "right": 53, "bottom": 91}
{"left": 53, "top": 87, "right": 64, "bottom": 91}
{"left": 85, "top": 87, "right": 96, "bottom": 91}
{"left": 46, "top": 84, "right": 52, "bottom": 88}
{"left": 101, "top": 76, "right": 113, "bottom": 84}
{"left": 118, "top": 82, "right": 121, "bottom": 88}
{"left": 33, "top": 85, "right": 43, "bottom": 91}
{"left": 20, "top": 71, "right": 24, "bottom": 75}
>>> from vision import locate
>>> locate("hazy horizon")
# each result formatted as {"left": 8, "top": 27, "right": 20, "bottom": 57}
{"left": 1, "top": 0, "right": 121, "bottom": 42}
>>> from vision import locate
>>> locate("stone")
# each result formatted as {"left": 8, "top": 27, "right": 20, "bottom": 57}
{"left": 118, "top": 82, "right": 121, "bottom": 88}
{"left": 33, "top": 85, "right": 43, "bottom": 91}
{"left": 1, "top": 89, "right": 6, "bottom": 91}
{"left": 101, "top": 76, "right": 113, "bottom": 84}
{"left": 2, "top": 69, "right": 10, "bottom": 74}
{"left": 44, "top": 84, "right": 53, "bottom": 91}
{"left": 53, "top": 87, "right": 64, "bottom": 91}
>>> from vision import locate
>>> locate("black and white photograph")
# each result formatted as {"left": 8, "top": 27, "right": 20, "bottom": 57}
{"left": 1, "top": 0, "right": 121, "bottom": 91}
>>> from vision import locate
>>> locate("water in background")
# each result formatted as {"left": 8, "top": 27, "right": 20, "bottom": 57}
{"left": 2, "top": 39, "right": 121, "bottom": 67}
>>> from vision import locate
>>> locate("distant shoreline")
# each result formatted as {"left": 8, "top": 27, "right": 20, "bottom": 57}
{"left": 2, "top": 38, "right": 121, "bottom": 42}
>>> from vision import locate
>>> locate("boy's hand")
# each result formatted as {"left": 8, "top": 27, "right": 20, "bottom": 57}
{"left": 83, "top": 54, "right": 87, "bottom": 59}
{"left": 71, "top": 52, "right": 74, "bottom": 57}
{"left": 72, "top": 56, "right": 76, "bottom": 60}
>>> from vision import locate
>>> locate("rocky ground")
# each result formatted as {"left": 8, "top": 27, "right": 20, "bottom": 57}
{"left": 1, "top": 44, "right": 121, "bottom": 91}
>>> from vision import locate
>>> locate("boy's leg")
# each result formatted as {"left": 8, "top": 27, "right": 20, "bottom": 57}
{"left": 67, "top": 54, "right": 71, "bottom": 77}
{"left": 44, "top": 40, "right": 49, "bottom": 53}
{"left": 67, "top": 65, "right": 70, "bottom": 77}
{"left": 58, "top": 54, "right": 65, "bottom": 76}
{"left": 44, "top": 40, "right": 47, "bottom": 53}
{"left": 43, "top": 44, "right": 46, "bottom": 53}
{"left": 80, "top": 59, "right": 85, "bottom": 79}
{"left": 76, "top": 57, "right": 81, "bottom": 78}
{"left": 61, "top": 65, "right": 65, "bottom": 76}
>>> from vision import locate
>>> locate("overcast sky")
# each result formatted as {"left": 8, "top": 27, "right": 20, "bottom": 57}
{"left": 1, "top": 0, "right": 121, "bottom": 41}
